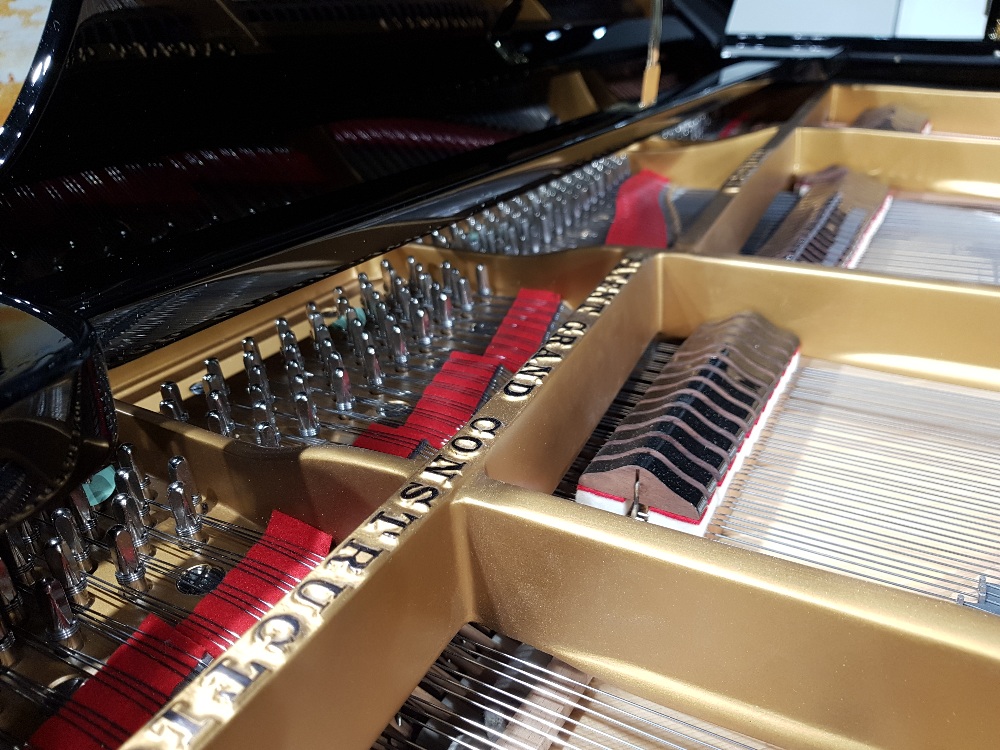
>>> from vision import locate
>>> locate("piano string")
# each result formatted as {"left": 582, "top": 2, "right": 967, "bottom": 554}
{"left": 0, "top": 444, "right": 333, "bottom": 750}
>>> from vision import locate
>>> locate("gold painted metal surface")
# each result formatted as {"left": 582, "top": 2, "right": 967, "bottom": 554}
{"left": 111, "top": 246, "right": 624, "bottom": 414}
{"left": 116, "top": 403, "right": 415, "bottom": 540}
{"left": 688, "top": 125, "right": 1000, "bottom": 257}
{"left": 815, "top": 83, "right": 1000, "bottom": 137}
{"left": 114, "top": 252, "right": 1000, "bottom": 750}
{"left": 629, "top": 128, "right": 778, "bottom": 189}
{"left": 676, "top": 127, "right": 795, "bottom": 256}
{"left": 790, "top": 128, "right": 1000, "bottom": 199}
{"left": 459, "top": 485, "right": 1000, "bottom": 750}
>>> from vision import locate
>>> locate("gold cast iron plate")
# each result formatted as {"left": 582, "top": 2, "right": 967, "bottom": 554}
{"left": 121, "top": 253, "right": 1000, "bottom": 750}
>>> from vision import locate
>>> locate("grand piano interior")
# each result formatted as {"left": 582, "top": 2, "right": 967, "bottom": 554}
{"left": 3, "top": 1, "right": 1000, "bottom": 749}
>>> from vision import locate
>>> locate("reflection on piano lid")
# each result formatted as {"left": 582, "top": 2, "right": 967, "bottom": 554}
{"left": 0, "top": 0, "right": 722, "bottom": 340}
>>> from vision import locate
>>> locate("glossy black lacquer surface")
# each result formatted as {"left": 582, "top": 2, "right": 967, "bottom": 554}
{"left": 5, "top": 0, "right": 1000, "bottom": 372}
{"left": 0, "top": 0, "right": 720, "bottom": 338}
{"left": 0, "top": 293, "right": 116, "bottom": 531}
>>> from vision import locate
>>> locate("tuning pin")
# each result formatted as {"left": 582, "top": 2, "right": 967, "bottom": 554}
{"left": 36, "top": 576, "right": 84, "bottom": 650}
{"left": 203, "top": 358, "right": 228, "bottom": 396}
{"left": 418, "top": 273, "right": 433, "bottom": 306}
{"left": 116, "top": 444, "right": 151, "bottom": 496}
{"left": 281, "top": 338, "right": 305, "bottom": 375}
{"left": 451, "top": 222, "right": 472, "bottom": 251}
{"left": 206, "top": 390, "right": 236, "bottom": 437}
{"left": 348, "top": 316, "right": 366, "bottom": 360}
{"left": 407, "top": 256, "right": 419, "bottom": 294}
{"left": 331, "top": 368, "right": 354, "bottom": 412}
{"left": 527, "top": 219, "right": 542, "bottom": 254}
{"left": 395, "top": 280, "right": 412, "bottom": 324}
{"left": 160, "top": 399, "right": 187, "bottom": 421}
{"left": 44, "top": 537, "right": 92, "bottom": 609}
{"left": 115, "top": 468, "right": 151, "bottom": 522}
{"left": 255, "top": 421, "right": 281, "bottom": 448}
{"left": 307, "top": 302, "right": 326, "bottom": 336}
{"left": 206, "top": 410, "right": 234, "bottom": 438}
{"left": 67, "top": 487, "right": 97, "bottom": 540}
{"left": 111, "top": 493, "right": 153, "bottom": 557}
{"left": 294, "top": 391, "right": 320, "bottom": 437}
{"left": 159, "top": 381, "right": 189, "bottom": 422}
{"left": 380, "top": 259, "right": 397, "bottom": 293}
{"left": 290, "top": 373, "right": 309, "bottom": 398}
{"left": 167, "top": 481, "right": 207, "bottom": 544}
{"left": 539, "top": 211, "right": 554, "bottom": 249}
{"left": 319, "top": 338, "right": 343, "bottom": 377}
{"left": 247, "top": 363, "right": 274, "bottom": 406}
{"left": 108, "top": 525, "right": 149, "bottom": 595}
{"left": 357, "top": 346, "right": 381, "bottom": 392}
{"left": 364, "top": 284, "right": 379, "bottom": 314}
{"left": 51, "top": 508, "right": 95, "bottom": 574}
{"left": 275, "top": 317, "right": 291, "bottom": 338}
{"left": 408, "top": 297, "right": 423, "bottom": 332}
{"left": 374, "top": 300, "right": 390, "bottom": 341}
{"left": 2, "top": 527, "right": 36, "bottom": 586}
{"left": 388, "top": 323, "right": 408, "bottom": 371}
{"left": 15, "top": 519, "right": 42, "bottom": 557}
{"left": 430, "top": 229, "right": 449, "bottom": 247}
{"left": 476, "top": 264, "right": 492, "bottom": 298}
{"left": 456, "top": 277, "right": 474, "bottom": 313}
{"left": 284, "top": 355, "right": 304, "bottom": 385}
{"left": 447, "top": 267, "right": 463, "bottom": 302}
{"left": 0, "top": 557, "right": 25, "bottom": 626}
{"left": 242, "top": 337, "right": 263, "bottom": 370}
{"left": 167, "top": 456, "right": 203, "bottom": 512}
{"left": 313, "top": 320, "right": 334, "bottom": 352}
{"left": 0, "top": 608, "right": 17, "bottom": 667}
{"left": 413, "top": 308, "right": 432, "bottom": 351}
{"left": 434, "top": 292, "right": 454, "bottom": 331}
{"left": 251, "top": 401, "right": 273, "bottom": 431}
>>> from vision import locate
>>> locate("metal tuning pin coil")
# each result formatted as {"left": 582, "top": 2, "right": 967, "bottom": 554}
{"left": 35, "top": 575, "right": 84, "bottom": 650}
{"left": 108, "top": 525, "right": 150, "bottom": 595}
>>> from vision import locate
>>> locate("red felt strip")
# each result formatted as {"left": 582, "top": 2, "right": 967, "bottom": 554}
{"left": 175, "top": 511, "right": 332, "bottom": 657}
{"left": 354, "top": 351, "right": 499, "bottom": 454}
{"left": 30, "top": 616, "right": 205, "bottom": 750}
{"left": 354, "top": 288, "right": 561, "bottom": 456}
{"left": 31, "top": 512, "right": 332, "bottom": 750}
{"left": 605, "top": 170, "right": 671, "bottom": 249}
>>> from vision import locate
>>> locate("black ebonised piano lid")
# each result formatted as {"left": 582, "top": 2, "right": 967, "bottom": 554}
{"left": 0, "top": 0, "right": 725, "bottom": 332}
{"left": 11, "top": 0, "right": 999, "bottom": 367}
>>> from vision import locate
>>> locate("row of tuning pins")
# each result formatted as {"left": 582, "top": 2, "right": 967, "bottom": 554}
{"left": 159, "top": 258, "right": 496, "bottom": 447}
{"left": 0, "top": 445, "right": 204, "bottom": 665}
{"left": 420, "top": 154, "right": 630, "bottom": 255}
